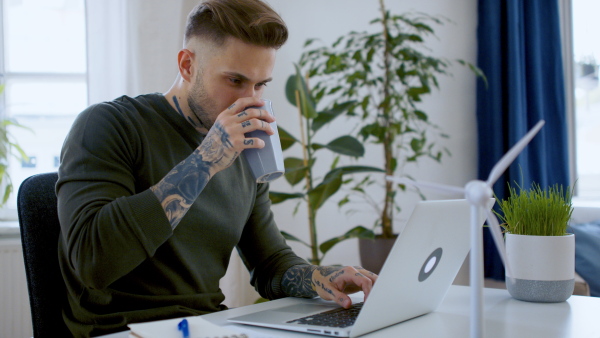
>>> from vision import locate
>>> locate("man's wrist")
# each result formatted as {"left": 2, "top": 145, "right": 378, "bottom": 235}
{"left": 281, "top": 264, "right": 318, "bottom": 298}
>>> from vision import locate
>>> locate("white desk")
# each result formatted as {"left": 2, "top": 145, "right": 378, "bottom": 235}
{"left": 100, "top": 285, "right": 600, "bottom": 337}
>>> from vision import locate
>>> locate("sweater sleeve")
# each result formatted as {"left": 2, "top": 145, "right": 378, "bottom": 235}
{"left": 57, "top": 102, "right": 173, "bottom": 290}
{"left": 236, "top": 181, "right": 309, "bottom": 300}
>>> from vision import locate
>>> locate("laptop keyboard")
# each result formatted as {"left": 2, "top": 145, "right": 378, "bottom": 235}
{"left": 286, "top": 302, "right": 364, "bottom": 328}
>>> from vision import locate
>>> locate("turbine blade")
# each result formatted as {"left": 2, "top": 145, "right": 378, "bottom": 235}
{"left": 386, "top": 176, "right": 465, "bottom": 195}
{"left": 485, "top": 209, "right": 513, "bottom": 279}
{"left": 486, "top": 120, "right": 545, "bottom": 187}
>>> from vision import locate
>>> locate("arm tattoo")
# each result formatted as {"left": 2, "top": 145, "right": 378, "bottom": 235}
{"left": 150, "top": 149, "right": 211, "bottom": 229}
{"left": 282, "top": 265, "right": 318, "bottom": 298}
{"left": 151, "top": 121, "right": 237, "bottom": 229}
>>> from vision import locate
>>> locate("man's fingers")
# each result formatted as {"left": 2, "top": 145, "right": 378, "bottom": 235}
{"left": 239, "top": 118, "right": 274, "bottom": 135}
{"left": 355, "top": 267, "right": 378, "bottom": 284}
{"left": 239, "top": 137, "right": 265, "bottom": 149}
{"left": 312, "top": 266, "right": 378, "bottom": 308}
{"left": 314, "top": 280, "right": 353, "bottom": 308}
{"left": 332, "top": 290, "right": 352, "bottom": 309}
{"left": 227, "top": 97, "right": 264, "bottom": 113}
{"left": 236, "top": 108, "right": 274, "bottom": 122}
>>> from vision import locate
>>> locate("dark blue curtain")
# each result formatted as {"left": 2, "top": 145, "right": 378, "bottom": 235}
{"left": 476, "top": 0, "right": 570, "bottom": 280}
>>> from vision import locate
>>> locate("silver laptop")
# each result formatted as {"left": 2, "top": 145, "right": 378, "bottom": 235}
{"left": 228, "top": 198, "right": 494, "bottom": 337}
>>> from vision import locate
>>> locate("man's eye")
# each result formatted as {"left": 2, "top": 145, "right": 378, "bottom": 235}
{"left": 229, "top": 78, "right": 241, "bottom": 84}
{"left": 256, "top": 82, "right": 268, "bottom": 88}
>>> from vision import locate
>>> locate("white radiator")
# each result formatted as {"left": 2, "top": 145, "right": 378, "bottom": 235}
{"left": 0, "top": 238, "right": 33, "bottom": 338}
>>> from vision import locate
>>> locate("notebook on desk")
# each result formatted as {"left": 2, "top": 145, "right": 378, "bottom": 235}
{"left": 228, "top": 198, "right": 495, "bottom": 337}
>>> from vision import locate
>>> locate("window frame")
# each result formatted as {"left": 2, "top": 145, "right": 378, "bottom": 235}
{"left": 0, "top": 0, "right": 88, "bottom": 221}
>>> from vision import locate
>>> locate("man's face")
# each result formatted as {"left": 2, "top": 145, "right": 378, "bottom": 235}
{"left": 187, "top": 37, "right": 277, "bottom": 131}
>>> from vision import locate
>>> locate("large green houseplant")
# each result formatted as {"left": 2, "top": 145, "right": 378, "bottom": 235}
{"left": 269, "top": 65, "right": 383, "bottom": 265}
{"left": 292, "top": 0, "right": 483, "bottom": 270}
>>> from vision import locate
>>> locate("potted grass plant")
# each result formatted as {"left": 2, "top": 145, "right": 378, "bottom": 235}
{"left": 496, "top": 182, "right": 575, "bottom": 302}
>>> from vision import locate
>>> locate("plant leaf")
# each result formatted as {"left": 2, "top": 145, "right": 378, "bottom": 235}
{"left": 285, "top": 74, "right": 299, "bottom": 106}
{"left": 323, "top": 165, "right": 385, "bottom": 182}
{"left": 319, "top": 226, "right": 375, "bottom": 254}
{"left": 307, "top": 173, "right": 343, "bottom": 211}
{"left": 293, "top": 64, "right": 318, "bottom": 119}
{"left": 311, "top": 100, "right": 356, "bottom": 132}
{"left": 283, "top": 157, "right": 313, "bottom": 186}
{"left": 324, "top": 136, "right": 365, "bottom": 157}
{"left": 277, "top": 126, "right": 298, "bottom": 150}
{"left": 280, "top": 231, "right": 311, "bottom": 247}
{"left": 269, "top": 191, "right": 305, "bottom": 204}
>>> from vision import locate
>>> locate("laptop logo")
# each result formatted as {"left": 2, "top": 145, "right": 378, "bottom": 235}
{"left": 418, "top": 247, "right": 443, "bottom": 282}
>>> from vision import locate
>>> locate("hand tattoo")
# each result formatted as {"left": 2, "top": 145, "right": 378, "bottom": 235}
{"left": 281, "top": 265, "right": 318, "bottom": 298}
{"left": 316, "top": 266, "right": 342, "bottom": 277}
{"left": 201, "top": 121, "right": 235, "bottom": 166}
{"left": 328, "top": 269, "right": 345, "bottom": 283}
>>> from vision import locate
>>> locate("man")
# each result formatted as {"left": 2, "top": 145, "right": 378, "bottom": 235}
{"left": 57, "top": 0, "right": 377, "bottom": 336}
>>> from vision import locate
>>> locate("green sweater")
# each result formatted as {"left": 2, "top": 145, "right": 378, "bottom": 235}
{"left": 56, "top": 94, "right": 307, "bottom": 337}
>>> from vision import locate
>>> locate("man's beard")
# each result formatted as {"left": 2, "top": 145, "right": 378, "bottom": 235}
{"left": 187, "top": 72, "right": 217, "bottom": 132}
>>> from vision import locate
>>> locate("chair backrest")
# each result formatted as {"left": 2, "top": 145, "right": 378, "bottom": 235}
{"left": 17, "top": 172, "right": 71, "bottom": 337}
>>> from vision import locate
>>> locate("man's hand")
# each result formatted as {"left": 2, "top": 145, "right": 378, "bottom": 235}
{"left": 201, "top": 97, "right": 275, "bottom": 176}
{"left": 312, "top": 266, "right": 377, "bottom": 308}
{"left": 281, "top": 265, "right": 378, "bottom": 309}
{"left": 151, "top": 97, "right": 273, "bottom": 229}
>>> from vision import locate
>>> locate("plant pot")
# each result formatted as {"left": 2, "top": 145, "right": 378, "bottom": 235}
{"left": 358, "top": 235, "right": 398, "bottom": 275}
{"left": 505, "top": 233, "right": 575, "bottom": 302}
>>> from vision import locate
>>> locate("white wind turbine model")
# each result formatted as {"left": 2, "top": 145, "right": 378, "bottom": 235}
{"left": 386, "top": 120, "right": 545, "bottom": 338}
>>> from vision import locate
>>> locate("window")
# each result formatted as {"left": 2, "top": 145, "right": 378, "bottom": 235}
{"left": 572, "top": 0, "right": 600, "bottom": 201}
{"left": 0, "top": 0, "right": 87, "bottom": 218}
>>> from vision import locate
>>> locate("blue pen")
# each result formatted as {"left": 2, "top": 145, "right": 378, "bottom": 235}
{"left": 178, "top": 318, "right": 190, "bottom": 338}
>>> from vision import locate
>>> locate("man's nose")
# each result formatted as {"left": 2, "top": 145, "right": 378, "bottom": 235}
{"left": 242, "top": 86, "right": 260, "bottom": 98}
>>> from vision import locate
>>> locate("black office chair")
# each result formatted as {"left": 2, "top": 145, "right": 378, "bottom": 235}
{"left": 17, "top": 172, "right": 71, "bottom": 337}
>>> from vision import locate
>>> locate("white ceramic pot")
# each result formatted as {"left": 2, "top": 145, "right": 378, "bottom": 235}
{"left": 505, "top": 233, "right": 575, "bottom": 302}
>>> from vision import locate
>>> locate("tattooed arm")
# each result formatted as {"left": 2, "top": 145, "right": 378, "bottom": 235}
{"left": 281, "top": 265, "right": 378, "bottom": 308}
{"left": 151, "top": 97, "right": 274, "bottom": 229}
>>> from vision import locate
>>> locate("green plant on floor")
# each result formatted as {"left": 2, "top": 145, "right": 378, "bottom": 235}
{"left": 294, "top": 0, "right": 484, "bottom": 239}
{"left": 268, "top": 65, "right": 383, "bottom": 265}
{"left": 495, "top": 182, "right": 573, "bottom": 236}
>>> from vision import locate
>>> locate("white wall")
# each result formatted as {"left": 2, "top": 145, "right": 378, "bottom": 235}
{"left": 264, "top": 0, "right": 480, "bottom": 266}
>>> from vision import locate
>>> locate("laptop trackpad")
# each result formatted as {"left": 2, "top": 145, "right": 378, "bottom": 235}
{"left": 277, "top": 304, "right": 339, "bottom": 314}
{"left": 228, "top": 303, "right": 340, "bottom": 325}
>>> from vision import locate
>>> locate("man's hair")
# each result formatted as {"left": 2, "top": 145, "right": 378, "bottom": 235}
{"left": 185, "top": 0, "right": 288, "bottom": 49}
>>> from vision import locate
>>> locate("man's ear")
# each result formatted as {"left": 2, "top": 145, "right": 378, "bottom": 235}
{"left": 178, "top": 49, "right": 195, "bottom": 83}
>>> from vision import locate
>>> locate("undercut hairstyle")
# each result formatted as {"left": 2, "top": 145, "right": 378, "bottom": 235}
{"left": 185, "top": 0, "right": 288, "bottom": 49}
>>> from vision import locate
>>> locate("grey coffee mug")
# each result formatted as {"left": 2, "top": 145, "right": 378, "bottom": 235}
{"left": 243, "top": 99, "right": 285, "bottom": 183}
